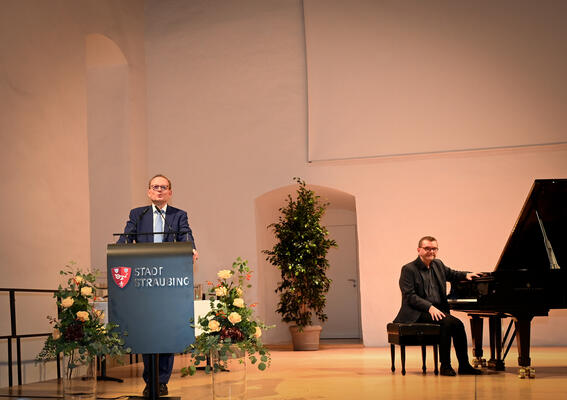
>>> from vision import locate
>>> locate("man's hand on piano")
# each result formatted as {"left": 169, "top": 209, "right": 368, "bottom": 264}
{"left": 466, "top": 272, "right": 481, "bottom": 280}
{"left": 429, "top": 305, "right": 446, "bottom": 321}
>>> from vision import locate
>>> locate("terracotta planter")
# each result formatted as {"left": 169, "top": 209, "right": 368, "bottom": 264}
{"left": 289, "top": 325, "right": 322, "bottom": 351}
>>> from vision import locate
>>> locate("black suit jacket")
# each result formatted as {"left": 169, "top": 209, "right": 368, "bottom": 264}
{"left": 393, "top": 257, "right": 467, "bottom": 323}
{"left": 117, "top": 205, "right": 196, "bottom": 247}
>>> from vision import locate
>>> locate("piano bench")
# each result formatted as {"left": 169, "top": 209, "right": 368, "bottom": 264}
{"left": 387, "top": 322, "right": 441, "bottom": 375}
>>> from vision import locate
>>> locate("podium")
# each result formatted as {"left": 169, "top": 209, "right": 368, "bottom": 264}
{"left": 107, "top": 242, "right": 195, "bottom": 398}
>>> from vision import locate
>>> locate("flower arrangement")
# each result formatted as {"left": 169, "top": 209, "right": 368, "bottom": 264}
{"left": 181, "top": 257, "right": 271, "bottom": 376}
{"left": 36, "top": 264, "right": 129, "bottom": 371}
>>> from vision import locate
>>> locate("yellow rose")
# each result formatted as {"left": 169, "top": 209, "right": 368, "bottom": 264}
{"left": 217, "top": 270, "right": 232, "bottom": 280}
{"left": 254, "top": 326, "right": 262, "bottom": 338}
{"left": 80, "top": 286, "right": 93, "bottom": 296}
{"left": 94, "top": 309, "right": 105, "bottom": 321}
{"left": 233, "top": 298, "right": 245, "bottom": 308}
{"left": 208, "top": 319, "right": 221, "bottom": 332}
{"left": 228, "top": 312, "right": 242, "bottom": 324}
{"left": 74, "top": 276, "right": 83, "bottom": 284}
{"left": 76, "top": 311, "right": 89, "bottom": 322}
{"left": 215, "top": 286, "right": 228, "bottom": 297}
{"left": 52, "top": 328, "right": 61, "bottom": 340}
{"left": 61, "top": 297, "right": 74, "bottom": 308}
{"left": 236, "top": 288, "right": 243, "bottom": 297}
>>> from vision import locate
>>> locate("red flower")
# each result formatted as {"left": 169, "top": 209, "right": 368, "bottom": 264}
{"left": 219, "top": 327, "right": 244, "bottom": 342}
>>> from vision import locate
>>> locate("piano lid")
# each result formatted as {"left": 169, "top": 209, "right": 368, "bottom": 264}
{"left": 495, "top": 179, "right": 567, "bottom": 272}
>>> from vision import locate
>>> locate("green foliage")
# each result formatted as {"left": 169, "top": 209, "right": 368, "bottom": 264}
{"left": 263, "top": 177, "right": 337, "bottom": 328}
{"left": 181, "top": 258, "right": 272, "bottom": 377}
{"left": 36, "top": 263, "right": 130, "bottom": 367}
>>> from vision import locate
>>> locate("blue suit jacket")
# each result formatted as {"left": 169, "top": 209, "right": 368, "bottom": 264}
{"left": 117, "top": 205, "right": 196, "bottom": 247}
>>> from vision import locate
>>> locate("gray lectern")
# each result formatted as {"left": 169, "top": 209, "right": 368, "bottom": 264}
{"left": 107, "top": 242, "right": 195, "bottom": 354}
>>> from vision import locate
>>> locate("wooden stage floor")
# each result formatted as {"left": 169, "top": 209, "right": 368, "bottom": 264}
{"left": 2, "top": 343, "right": 567, "bottom": 399}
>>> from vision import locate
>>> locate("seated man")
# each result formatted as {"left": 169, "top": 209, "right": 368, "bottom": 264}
{"left": 393, "top": 236, "right": 481, "bottom": 376}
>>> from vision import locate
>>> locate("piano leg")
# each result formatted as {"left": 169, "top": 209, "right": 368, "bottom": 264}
{"left": 514, "top": 316, "right": 535, "bottom": 378}
{"left": 469, "top": 315, "right": 485, "bottom": 368}
{"left": 488, "top": 316, "right": 505, "bottom": 370}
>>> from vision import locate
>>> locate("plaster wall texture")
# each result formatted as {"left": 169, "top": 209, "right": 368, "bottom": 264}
{"left": 0, "top": 0, "right": 147, "bottom": 386}
{"left": 144, "top": 0, "right": 567, "bottom": 346}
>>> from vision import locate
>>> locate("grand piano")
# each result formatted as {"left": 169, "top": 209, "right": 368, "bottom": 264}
{"left": 449, "top": 179, "right": 567, "bottom": 378}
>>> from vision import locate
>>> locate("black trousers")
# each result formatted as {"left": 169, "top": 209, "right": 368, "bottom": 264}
{"left": 417, "top": 313, "right": 470, "bottom": 367}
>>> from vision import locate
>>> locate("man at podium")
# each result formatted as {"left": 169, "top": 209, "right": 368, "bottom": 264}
{"left": 117, "top": 174, "right": 198, "bottom": 396}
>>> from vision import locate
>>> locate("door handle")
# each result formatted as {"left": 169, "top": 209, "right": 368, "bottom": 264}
{"left": 347, "top": 278, "right": 357, "bottom": 288}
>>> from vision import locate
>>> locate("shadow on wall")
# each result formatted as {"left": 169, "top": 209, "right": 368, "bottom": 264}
{"left": 254, "top": 183, "right": 360, "bottom": 344}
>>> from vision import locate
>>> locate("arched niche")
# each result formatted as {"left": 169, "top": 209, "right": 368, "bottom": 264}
{"left": 85, "top": 34, "right": 131, "bottom": 275}
{"left": 255, "top": 183, "right": 361, "bottom": 344}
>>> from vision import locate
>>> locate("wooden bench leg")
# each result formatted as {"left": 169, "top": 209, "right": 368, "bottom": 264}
{"left": 433, "top": 344, "right": 439, "bottom": 375}
{"left": 421, "top": 345, "right": 427, "bottom": 374}
{"left": 401, "top": 345, "right": 406, "bottom": 375}
{"left": 390, "top": 344, "right": 396, "bottom": 372}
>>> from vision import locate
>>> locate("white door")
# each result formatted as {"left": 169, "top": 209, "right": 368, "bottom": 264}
{"left": 321, "top": 224, "right": 361, "bottom": 339}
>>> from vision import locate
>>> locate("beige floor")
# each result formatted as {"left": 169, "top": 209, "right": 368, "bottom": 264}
{"left": 2, "top": 343, "right": 567, "bottom": 399}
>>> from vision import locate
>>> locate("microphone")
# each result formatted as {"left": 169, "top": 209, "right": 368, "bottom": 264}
{"left": 155, "top": 207, "right": 176, "bottom": 242}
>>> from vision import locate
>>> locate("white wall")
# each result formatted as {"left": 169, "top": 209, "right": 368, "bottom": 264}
{"left": 0, "top": 0, "right": 147, "bottom": 386}
{"left": 144, "top": 0, "right": 567, "bottom": 348}
{"left": 2, "top": 0, "right": 567, "bottom": 388}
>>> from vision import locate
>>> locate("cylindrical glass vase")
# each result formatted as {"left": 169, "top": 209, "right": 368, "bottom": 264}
{"left": 211, "top": 346, "right": 246, "bottom": 400}
{"left": 62, "top": 350, "right": 97, "bottom": 400}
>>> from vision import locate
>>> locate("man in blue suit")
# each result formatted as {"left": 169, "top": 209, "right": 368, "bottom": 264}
{"left": 118, "top": 174, "right": 198, "bottom": 397}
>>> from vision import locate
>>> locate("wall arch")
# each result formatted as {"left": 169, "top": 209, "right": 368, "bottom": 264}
{"left": 86, "top": 34, "right": 131, "bottom": 273}
{"left": 255, "top": 183, "right": 361, "bottom": 343}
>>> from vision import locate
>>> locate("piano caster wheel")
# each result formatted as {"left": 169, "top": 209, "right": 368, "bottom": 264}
{"left": 518, "top": 367, "right": 535, "bottom": 379}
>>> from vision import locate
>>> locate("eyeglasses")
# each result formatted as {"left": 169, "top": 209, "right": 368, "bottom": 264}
{"left": 420, "top": 247, "right": 439, "bottom": 252}
{"left": 150, "top": 185, "right": 169, "bottom": 191}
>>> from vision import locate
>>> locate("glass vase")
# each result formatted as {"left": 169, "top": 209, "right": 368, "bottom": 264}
{"left": 62, "top": 349, "right": 97, "bottom": 400}
{"left": 211, "top": 345, "right": 247, "bottom": 400}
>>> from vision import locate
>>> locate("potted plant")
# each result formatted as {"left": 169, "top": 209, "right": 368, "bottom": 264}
{"left": 36, "top": 264, "right": 129, "bottom": 399}
{"left": 264, "top": 177, "right": 337, "bottom": 350}
{"left": 182, "top": 257, "right": 271, "bottom": 400}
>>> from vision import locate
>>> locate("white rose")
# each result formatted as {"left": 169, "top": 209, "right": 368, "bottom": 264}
{"left": 228, "top": 312, "right": 242, "bottom": 325}
{"left": 217, "top": 270, "right": 232, "bottom": 280}
{"left": 208, "top": 319, "right": 221, "bottom": 332}
{"left": 215, "top": 286, "right": 228, "bottom": 297}
{"left": 61, "top": 297, "right": 74, "bottom": 308}
{"left": 232, "top": 298, "right": 245, "bottom": 308}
